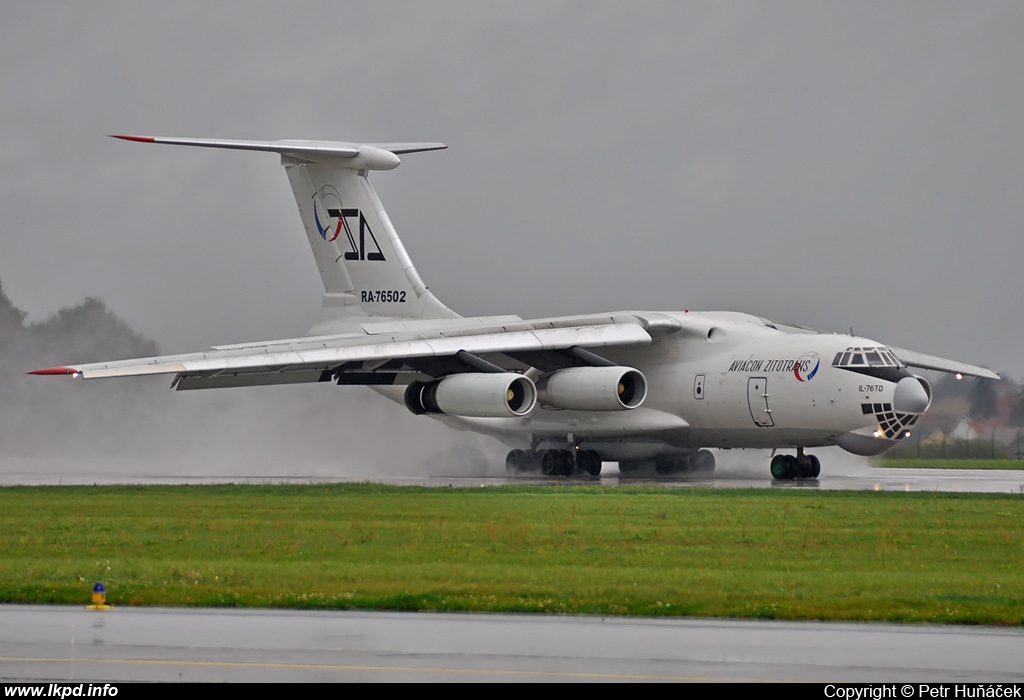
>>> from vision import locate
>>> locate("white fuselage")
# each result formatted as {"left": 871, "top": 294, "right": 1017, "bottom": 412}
{"left": 383, "top": 311, "right": 923, "bottom": 461}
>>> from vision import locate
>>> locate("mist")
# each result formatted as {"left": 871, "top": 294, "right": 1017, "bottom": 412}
{"left": 0, "top": 282, "right": 505, "bottom": 483}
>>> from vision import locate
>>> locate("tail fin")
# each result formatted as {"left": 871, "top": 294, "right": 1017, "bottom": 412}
{"left": 112, "top": 135, "right": 459, "bottom": 328}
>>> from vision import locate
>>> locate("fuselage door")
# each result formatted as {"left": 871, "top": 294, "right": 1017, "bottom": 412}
{"left": 747, "top": 377, "right": 774, "bottom": 427}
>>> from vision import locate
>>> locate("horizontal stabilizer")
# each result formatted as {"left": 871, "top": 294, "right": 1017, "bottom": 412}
{"left": 111, "top": 135, "right": 447, "bottom": 169}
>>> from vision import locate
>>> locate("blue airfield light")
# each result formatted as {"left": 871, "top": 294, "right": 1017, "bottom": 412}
{"left": 88, "top": 581, "right": 112, "bottom": 610}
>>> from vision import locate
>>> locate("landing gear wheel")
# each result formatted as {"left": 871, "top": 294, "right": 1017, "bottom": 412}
{"left": 770, "top": 454, "right": 795, "bottom": 480}
{"left": 542, "top": 449, "right": 574, "bottom": 477}
{"left": 785, "top": 455, "right": 799, "bottom": 478}
{"left": 561, "top": 450, "right": 576, "bottom": 476}
{"left": 576, "top": 450, "right": 602, "bottom": 477}
{"left": 690, "top": 449, "right": 716, "bottom": 476}
{"left": 770, "top": 454, "right": 785, "bottom": 479}
{"left": 505, "top": 449, "right": 526, "bottom": 475}
{"left": 807, "top": 454, "right": 821, "bottom": 478}
{"left": 796, "top": 456, "right": 812, "bottom": 478}
{"left": 541, "top": 449, "right": 560, "bottom": 476}
{"left": 655, "top": 456, "right": 685, "bottom": 475}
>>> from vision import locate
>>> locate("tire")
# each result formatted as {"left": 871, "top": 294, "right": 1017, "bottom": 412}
{"left": 557, "top": 450, "right": 575, "bottom": 476}
{"left": 796, "top": 457, "right": 812, "bottom": 479}
{"left": 522, "top": 450, "right": 542, "bottom": 473}
{"left": 808, "top": 454, "right": 821, "bottom": 478}
{"left": 784, "top": 455, "right": 799, "bottom": 479}
{"left": 505, "top": 449, "right": 526, "bottom": 475}
{"left": 770, "top": 454, "right": 792, "bottom": 480}
{"left": 655, "top": 457, "right": 681, "bottom": 475}
{"left": 542, "top": 449, "right": 574, "bottom": 477}
{"left": 691, "top": 449, "right": 715, "bottom": 475}
{"left": 578, "top": 450, "right": 602, "bottom": 477}
{"left": 541, "top": 450, "right": 560, "bottom": 476}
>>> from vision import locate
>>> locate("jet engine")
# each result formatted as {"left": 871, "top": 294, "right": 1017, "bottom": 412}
{"left": 536, "top": 366, "right": 647, "bottom": 411}
{"left": 404, "top": 373, "right": 537, "bottom": 418}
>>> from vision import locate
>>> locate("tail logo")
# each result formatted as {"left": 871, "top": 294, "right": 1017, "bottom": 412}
{"left": 311, "top": 185, "right": 386, "bottom": 261}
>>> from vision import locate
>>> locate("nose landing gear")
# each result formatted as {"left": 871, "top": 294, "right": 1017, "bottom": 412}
{"left": 769, "top": 448, "right": 820, "bottom": 480}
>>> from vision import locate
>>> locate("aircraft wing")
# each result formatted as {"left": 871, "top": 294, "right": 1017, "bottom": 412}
{"left": 889, "top": 346, "right": 999, "bottom": 380}
{"left": 768, "top": 320, "right": 999, "bottom": 380}
{"left": 30, "top": 313, "right": 678, "bottom": 390}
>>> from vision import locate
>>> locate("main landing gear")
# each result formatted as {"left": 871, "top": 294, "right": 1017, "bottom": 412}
{"left": 619, "top": 449, "right": 716, "bottom": 477}
{"left": 769, "top": 448, "right": 820, "bottom": 480}
{"left": 505, "top": 448, "right": 602, "bottom": 477}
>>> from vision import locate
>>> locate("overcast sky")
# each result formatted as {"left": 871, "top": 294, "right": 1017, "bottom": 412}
{"left": 2, "top": 2, "right": 1022, "bottom": 378}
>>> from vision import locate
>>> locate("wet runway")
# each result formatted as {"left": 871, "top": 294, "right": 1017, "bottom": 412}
{"left": 3, "top": 456, "right": 1023, "bottom": 494}
{"left": 432, "top": 467, "right": 1024, "bottom": 494}
{"left": 2, "top": 605, "right": 1023, "bottom": 683}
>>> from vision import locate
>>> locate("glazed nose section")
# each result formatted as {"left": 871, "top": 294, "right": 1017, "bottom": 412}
{"left": 894, "top": 376, "right": 931, "bottom": 414}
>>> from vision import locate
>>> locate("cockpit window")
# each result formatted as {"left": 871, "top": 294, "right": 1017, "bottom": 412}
{"left": 832, "top": 346, "right": 903, "bottom": 368}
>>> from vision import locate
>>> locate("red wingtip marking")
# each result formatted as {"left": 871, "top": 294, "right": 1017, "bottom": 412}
{"left": 110, "top": 135, "right": 155, "bottom": 143}
{"left": 28, "top": 367, "right": 78, "bottom": 376}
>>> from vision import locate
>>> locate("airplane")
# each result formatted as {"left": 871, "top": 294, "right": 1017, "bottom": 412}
{"left": 31, "top": 135, "right": 999, "bottom": 480}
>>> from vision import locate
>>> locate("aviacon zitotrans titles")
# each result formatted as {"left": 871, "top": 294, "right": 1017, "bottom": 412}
{"left": 32, "top": 136, "right": 999, "bottom": 480}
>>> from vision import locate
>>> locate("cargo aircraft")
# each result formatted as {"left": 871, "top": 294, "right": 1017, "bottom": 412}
{"left": 31, "top": 136, "right": 999, "bottom": 479}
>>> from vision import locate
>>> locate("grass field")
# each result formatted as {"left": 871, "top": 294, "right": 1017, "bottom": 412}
{"left": 875, "top": 459, "right": 1024, "bottom": 470}
{"left": 1, "top": 484, "right": 1021, "bottom": 624}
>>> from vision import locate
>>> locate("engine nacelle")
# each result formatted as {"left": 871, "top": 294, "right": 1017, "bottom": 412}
{"left": 404, "top": 373, "right": 537, "bottom": 418}
{"left": 536, "top": 366, "right": 647, "bottom": 411}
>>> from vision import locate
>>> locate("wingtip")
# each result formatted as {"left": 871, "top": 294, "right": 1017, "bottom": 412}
{"left": 110, "top": 134, "right": 155, "bottom": 143}
{"left": 28, "top": 367, "right": 79, "bottom": 376}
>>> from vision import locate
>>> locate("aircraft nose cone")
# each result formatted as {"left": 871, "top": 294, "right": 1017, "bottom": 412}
{"left": 894, "top": 376, "right": 930, "bottom": 414}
